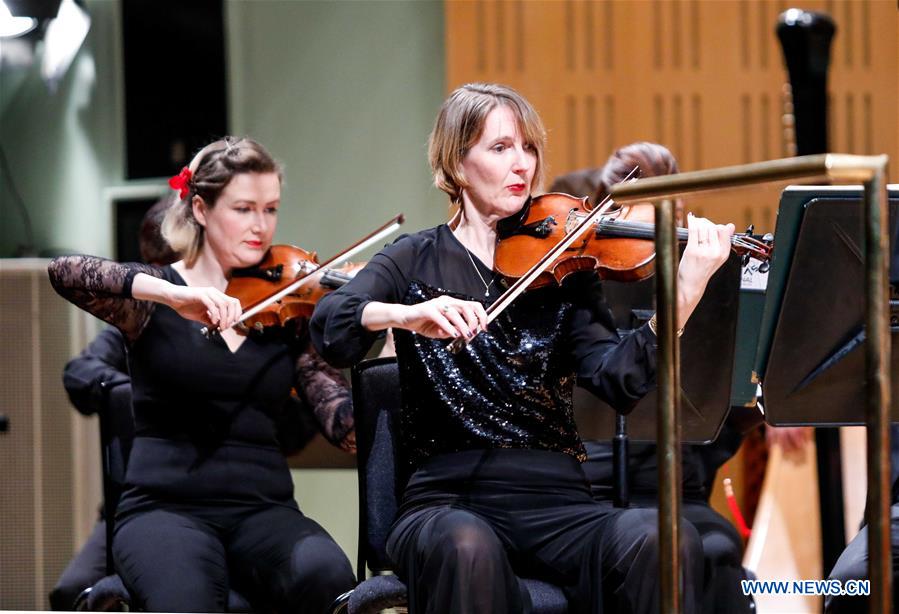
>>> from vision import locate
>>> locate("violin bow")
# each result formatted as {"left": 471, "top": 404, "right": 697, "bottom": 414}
{"left": 202, "top": 214, "right": 405, "bottom": 337}
{"left": 448, "top": 168, "right": 639, "bottom": 353}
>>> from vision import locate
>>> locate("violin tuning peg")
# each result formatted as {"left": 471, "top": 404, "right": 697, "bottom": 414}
{"left": 741, "top": 253, "right": 750, "bottom": 267}
{"left": 745, "top": 224, "right": 754, "bottom": 236}
{"left": 759, "top": 261, "right": 770, "bottom": 274}
{"left": 762, "top": 233, "right": 774, "bottom": 243}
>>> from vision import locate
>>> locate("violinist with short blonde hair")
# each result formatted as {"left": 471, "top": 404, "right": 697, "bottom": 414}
{"left": 312, "top": 83, "right": 734, "bottom": 614}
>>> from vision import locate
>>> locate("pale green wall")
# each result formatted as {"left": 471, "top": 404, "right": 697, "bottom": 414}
{"left": 1, "top": 0, "right": 446, "bottom": 569}
{"left": 227, "top": 0, "right": 448, "bottom": 256}
{"left": 292, "top": 469, "right": 360, "bottom": 574}
{"left": 0, "top": 0, "right": 125, "bottom": 257}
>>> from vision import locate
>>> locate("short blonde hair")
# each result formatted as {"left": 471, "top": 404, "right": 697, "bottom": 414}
{"left": 428, "top": 83, "right": 546, "bottom": 204}
{"left": 161, "top": 137, "right": 281, "bottom": 265}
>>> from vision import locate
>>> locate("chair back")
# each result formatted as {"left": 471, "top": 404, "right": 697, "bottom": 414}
{"left": 97, "top": 380, "right": 134, "bottom": 575}
{"left": 99, "top": 382, "right": 134, "bottom": 501}
{"left": 348, "top": 358, "right": 572, "bottom": 613}
{"left": 351, "top": 358, "right": 407, "bottom": 580}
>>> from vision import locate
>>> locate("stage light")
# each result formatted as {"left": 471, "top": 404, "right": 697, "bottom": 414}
{"left": 0, "top": 0, "right": 37, "bottom": 38}
{"left": 40, "top": 0, "right": 89, "bottom": 91}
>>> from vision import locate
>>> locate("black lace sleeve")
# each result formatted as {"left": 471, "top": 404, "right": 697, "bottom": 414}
{"left": 294, "top": 342, "right": 355, "bottom": 453}
{"left": 48, "top": 255, "right": 163, "bottom": 343}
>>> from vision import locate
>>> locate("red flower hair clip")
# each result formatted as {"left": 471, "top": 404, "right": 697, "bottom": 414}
{"left": 168, "top": 167, "right": 193, "bottom": 199}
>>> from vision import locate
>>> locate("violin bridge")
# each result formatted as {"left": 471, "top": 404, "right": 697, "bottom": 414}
{"left": 565, "top": 209, "right": 580, "bottom": 234}
{"left": 566, "top": 209, "right": 605, "bottom": 235}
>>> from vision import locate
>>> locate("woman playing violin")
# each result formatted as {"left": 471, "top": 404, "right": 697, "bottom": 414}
{"left": 311, "top": 83, "right": 734, "bottom": 614}
{"left": 48, "top": 137, "right": 355, "bottom": 613}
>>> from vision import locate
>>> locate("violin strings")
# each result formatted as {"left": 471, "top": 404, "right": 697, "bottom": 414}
{"left": 486, "top": 170, "right": 640, "bottom": 319}
{"left": 237, "top": 216, "right": 404, "bottom": 324}
{"left": 449, "top": 165, "right": 651, "bottom": 352}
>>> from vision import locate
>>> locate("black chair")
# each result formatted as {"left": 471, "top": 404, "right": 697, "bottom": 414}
{"left": 72, "top": 379, "right": 132, "bottom": 611}
{"left": 330, "top": 357, "right": 568, "bottom": 614}
{"left": 73, "top": 380, "right": 252, "bottom": 612}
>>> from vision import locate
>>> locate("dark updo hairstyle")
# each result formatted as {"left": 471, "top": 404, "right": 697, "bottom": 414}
{"left": 596, "top": 141, "right": 679, "bottom": 202}
{"left": 161, "top": 136, "right": 282, "bottom": 265}
{"left": 139, "top": 193, "right": 180, "bottom": 266}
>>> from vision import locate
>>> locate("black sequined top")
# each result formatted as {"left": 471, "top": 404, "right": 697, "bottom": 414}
{"left": 311, "top": 223, "right": 658, "bottom": 468}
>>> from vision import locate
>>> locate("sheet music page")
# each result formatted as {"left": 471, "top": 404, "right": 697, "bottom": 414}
{"left": 741, "top": 258, "right": 769, "bottom": 291}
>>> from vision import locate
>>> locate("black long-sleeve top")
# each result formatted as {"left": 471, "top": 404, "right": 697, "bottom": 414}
{"left": 63, "top": 326, "right": 129, "bottom": 418}
{"left": 49, "top": 257, "right": 353, "bottom": 507}
{"left": 311, "top": 222, "right": 658, "bottom": 468}
{"left": 63, "top": 325, "right": 323, "bottom": 459}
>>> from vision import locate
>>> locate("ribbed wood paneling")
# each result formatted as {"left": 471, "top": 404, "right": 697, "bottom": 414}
{"left": 445, "top": 0, "right": 898, "bottom": 233}
{"left": 0, "top": 262, "right": 100, "bottom": 610}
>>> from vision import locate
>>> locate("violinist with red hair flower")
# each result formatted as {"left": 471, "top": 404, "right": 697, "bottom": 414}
{"left": 48, "top": 137, "right": 355, "bottom": 613}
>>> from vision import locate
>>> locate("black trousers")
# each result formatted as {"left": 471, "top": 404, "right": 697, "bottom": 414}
{"left": 50, "top": 520, "right": 107, "bottom": 610}
{"left": 387, "top": 449, "right": 704, "bottom": 614}
{"left": 581, "top": 440, "right": 751, "bottom": 612}
{"left": 113, "top": 497, "right": 355, "bottom": 613}
{"left": 622, "top": 498, "right": 750, "bottom": 614}
{"left": 680, "top": 500, "right": 752, "bottom": 614}
{"left": 826, "top": 504, "right": 899, "bottom": 613}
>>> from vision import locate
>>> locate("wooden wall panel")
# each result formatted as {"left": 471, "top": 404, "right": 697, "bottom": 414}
{"left": 445, "top": 0, "right": 898, "bottom": 233}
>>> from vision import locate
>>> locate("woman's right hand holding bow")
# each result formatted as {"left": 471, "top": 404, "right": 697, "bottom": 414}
{"left": 132, "top": 273, "right": 243, "bottom": 331}
{"left": 361, "top": 296, "right": 488, "bottom": 340}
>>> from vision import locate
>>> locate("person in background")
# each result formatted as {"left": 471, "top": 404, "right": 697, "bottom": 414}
{"left": 825, "top": 425, "right": 899, "bottom": 613}
{"left": 549, "top": 140, "right": 679, "bottom": 215}
{"left": 561, "top": 141, "right": 809, "bottom": 613}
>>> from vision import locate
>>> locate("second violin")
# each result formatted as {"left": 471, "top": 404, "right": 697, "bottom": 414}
{"left": 201, "top": 214, "right": 404, "bottom": 337}
{"left": 226, "top": 244, "right": 365, "bottom": 333}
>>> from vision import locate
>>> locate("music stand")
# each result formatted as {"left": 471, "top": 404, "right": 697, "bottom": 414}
{"left": 574, "top": 251, "right": 743, "bottom": 443}
{"left": 756, "top": 186, "right": 899, "bottom": 425}
{"left": 729, "top": 260, "right": 768, "bottom": 409}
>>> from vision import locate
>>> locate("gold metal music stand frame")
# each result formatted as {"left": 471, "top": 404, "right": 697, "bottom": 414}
{"left": 610, "top": 154, "right": 891, "bottom": 614}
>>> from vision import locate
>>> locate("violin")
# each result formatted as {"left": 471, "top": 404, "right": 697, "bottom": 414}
{"left": 447, "top": 192, "right": 771, "bottom": 353}
{"left": 200, "top": 214, "right": 404, "bottom": 337}
{"left": 226, "top": 244, "right": 364, "bottom": 333}
{"left": 494, "top": 192, "right": 773, "bottom": 288}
